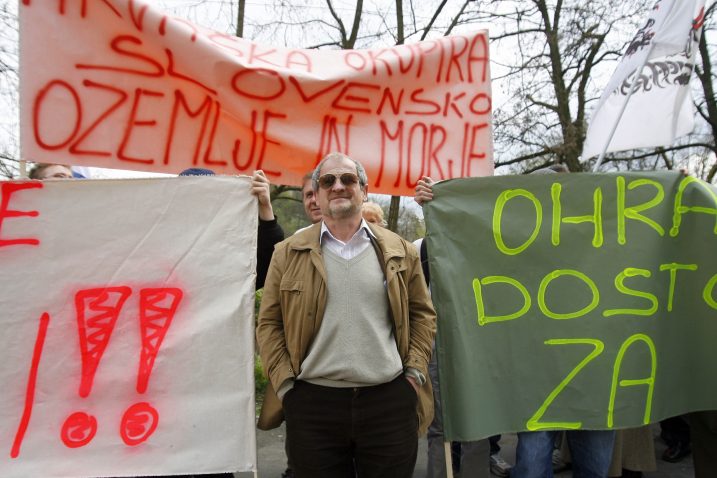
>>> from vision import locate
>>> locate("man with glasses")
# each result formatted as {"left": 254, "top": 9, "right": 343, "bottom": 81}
{"left": 257, "top": 152, "right": 436, "bottom": 478}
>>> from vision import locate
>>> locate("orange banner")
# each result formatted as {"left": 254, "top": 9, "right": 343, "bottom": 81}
{"left": 20, "top": 0, "right": 493, "bottom": 195}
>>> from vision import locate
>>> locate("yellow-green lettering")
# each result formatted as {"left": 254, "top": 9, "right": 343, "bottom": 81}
{"left": 551, "top": 183, "right": 604, "bottom": 248}
{"left": 670, "top": 176, "right": 717, "bottom": 237}
{"left": 473, "top": 276, "right": 531, "bottom": 325}
{"left": 607, "top": 334, "right": 657, "bottom": 428}
{"left": 658, "top": 263, "right": 698, "bottom": 312}
{"left": 527, "top": 338, "right": 605, "bottom": 430}
{"left": 603, "top": 268, "right": 658, "bottom": 317}
{"left": 703, "top": 273, "right": 717, "bottom": 310}
{"left": 493, "top": 189, "right": 542, "bottom": 256}
{"left": 538, "top": 270, "right": 600, "bottom": 319}
{"left": 616, "top": 177, "right": 665, "bottom": 245}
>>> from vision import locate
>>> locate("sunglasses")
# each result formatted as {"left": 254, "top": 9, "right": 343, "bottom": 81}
{"left": 318, "top": 173, "right": 360, "bottom": 189}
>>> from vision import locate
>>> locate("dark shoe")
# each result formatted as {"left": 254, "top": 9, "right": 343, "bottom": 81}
{"left": 489, "top": 453, "right": 512, "bottom": 477}
{"left": 662, "top": 442, "right": 691, "bottom": 463}
{"left": 621, "top": 470, "right": 643, "bottom": 478}
{"left": 281, "top": 468, "right": 295, "bottom": 478}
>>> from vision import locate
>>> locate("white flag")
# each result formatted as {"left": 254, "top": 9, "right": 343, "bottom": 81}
{"left": 582, "top": 0, "right": 706, "bottom": 160}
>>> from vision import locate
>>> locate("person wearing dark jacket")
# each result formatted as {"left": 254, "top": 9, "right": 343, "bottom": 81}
{"left": 179, "top": 168, "right": 284, "bottom": 289}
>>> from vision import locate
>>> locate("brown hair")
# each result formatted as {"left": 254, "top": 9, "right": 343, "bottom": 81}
{"left": 28, "top": 163, "right": 72, "bottom": 179}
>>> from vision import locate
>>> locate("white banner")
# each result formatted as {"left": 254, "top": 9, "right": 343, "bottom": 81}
{"left": 0, "top": 177, "right": 257, "bottom": 477}
{"left": 20, "top": 0, "right": 494, "bottom": 196}
{"left": 582, "top": 0, "right": 706, "bottom": 159}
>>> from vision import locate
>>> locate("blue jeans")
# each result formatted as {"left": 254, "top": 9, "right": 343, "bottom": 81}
{"left": 512, "top": 430, "right": 615, "bottom": 478}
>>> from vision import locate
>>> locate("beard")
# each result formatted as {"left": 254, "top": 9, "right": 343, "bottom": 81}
{"left": 325, "top": 196, "right": 362, "bottom": 219}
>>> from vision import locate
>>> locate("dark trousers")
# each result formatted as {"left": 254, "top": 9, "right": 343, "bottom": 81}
{"left": 660, "top": 415, "right": 691, "bottom": 446}
{"left": 284, "top": 376, "right": 419, "bottom": 478}
{"left": 689, "top": 410, "right": 717, "bottom": 478}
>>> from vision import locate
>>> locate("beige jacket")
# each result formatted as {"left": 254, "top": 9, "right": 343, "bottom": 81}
{"left": 256, "top": 222, "right": 436, "bottom": 434}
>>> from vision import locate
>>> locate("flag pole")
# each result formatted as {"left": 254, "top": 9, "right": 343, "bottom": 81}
{"left": 444, "top": 441, "right": 454, "bottom": 478}
{"left": 591, "top": 43, "right": 656, "bottom": 173}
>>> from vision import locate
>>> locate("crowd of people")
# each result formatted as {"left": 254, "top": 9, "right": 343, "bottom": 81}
{"left": 20, "top": 157, "right": 717, "bottom": 478}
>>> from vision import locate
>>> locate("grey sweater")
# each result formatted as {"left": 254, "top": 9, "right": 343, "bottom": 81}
{"left": 297, "top": 246, "right": 403, "bottom": 387}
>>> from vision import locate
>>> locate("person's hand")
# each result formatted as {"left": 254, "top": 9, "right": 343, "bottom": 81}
{"left": 406, "top": 375, "right": 419, "bottom": 394}
{"left": 415, "top": 176, "right": 435, "bottom": 206}
{"left": 251, "top": 170, "right": 275, "bottom": 220}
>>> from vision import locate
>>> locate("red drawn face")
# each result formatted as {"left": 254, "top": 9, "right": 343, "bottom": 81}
{"left": 61, "top": 412, "right": 98, "bottom": 448}
{"left": 120, "top": 402, "right": 159, "bottom": 446}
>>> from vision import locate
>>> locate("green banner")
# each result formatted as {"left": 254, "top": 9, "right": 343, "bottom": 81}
{"left": 424, "top": 172, "right": 717, "bottom": 441}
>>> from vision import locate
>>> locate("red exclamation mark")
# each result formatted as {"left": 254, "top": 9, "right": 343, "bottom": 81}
{"left": 61, "top": 286, "right": 131, "bottom": 449}
{"left": 119, "top": 287, "right": 182, "bottom": 447}
{"left": 10, "top": 312, "right": 51, "bottom": 458}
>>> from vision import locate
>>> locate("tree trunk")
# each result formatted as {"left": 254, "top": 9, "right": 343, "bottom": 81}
{"left": 236, "top": 0, "right": 246, "bottom": 38}
{"left": 386, "top": 0, "right": 405, "bottom": 231}
{"left": 387, "top": 195, "right": 401, "bottom": 232}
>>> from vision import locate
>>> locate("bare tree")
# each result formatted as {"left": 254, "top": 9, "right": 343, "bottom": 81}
{"left": 694, "top": 3, "right": 717, "bottom": 182}
{"left": 462, "top": 0, "right": 716, "bottom": 179}
{"left": 462, "top": 0, "right": 647, "bottom": 173}
{"left": 0, "top": 0, "right": 18, "bottom": 178}
{"left": 236, "top": 0, "right": 245, "bottom": 37}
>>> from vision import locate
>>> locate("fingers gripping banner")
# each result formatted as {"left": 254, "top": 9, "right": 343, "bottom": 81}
{"left": 19, "top": 0, "right": 494, "bottom": 195}
{"left": 425, "top": 172, "right": 717, "bottom": 441}
{"left": 0, "top": 177, "right": 257, "bottom": 477}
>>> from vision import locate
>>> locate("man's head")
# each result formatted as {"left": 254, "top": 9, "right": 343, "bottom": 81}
{"left": 301, "top": 172, "right": 322, "bottom": 224}
{"left": 179, "top": 168, "right": 215, "bottom": 176}
{"left": 29, "top": 163, "right": 73, "bottom": 180}
{"left": 311, "top": 152, "right": 368, "bottom": 220}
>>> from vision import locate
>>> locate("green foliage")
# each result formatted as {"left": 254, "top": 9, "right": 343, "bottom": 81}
{"left": 254, "top": 354, "right": 268, "bottom": 397}
{"left": 271, "top": 186, "right": 312, "bottom": 236}
{"left": 255, "top": 288, "right": 263, "bottom": 317}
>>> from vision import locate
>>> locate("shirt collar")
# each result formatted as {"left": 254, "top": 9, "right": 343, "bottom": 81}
{"left": 320, "top": 218, "right": 376, "bottom": 245}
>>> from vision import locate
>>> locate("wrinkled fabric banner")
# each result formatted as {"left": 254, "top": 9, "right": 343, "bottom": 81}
{"left": 19, "top": 0, "right": 493, "bottom": 195}
{"left": 0, "top": 177, "right": 257, "bottom": 477}
{"left": 425, "top": 172, "right": 717, "bottom": 441}
{"left": 582, "top": 0, "right": 705, "bottom": 159}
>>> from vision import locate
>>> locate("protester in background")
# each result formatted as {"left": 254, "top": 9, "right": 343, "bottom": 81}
{"left": 301, "top": 171, "right": 322, "bottom": 224}
{"left": 179, "top": 168, "right": 283, "bottom": 290}
{"left": 28, "top": 162, "right": 73, "bottom": 179}
{"left": 509, "top": 164, "right": 615, "bottom": 478}
{"left": 362, "top": 201, "right": 387, "bottom": 227}
{"left": 250, "top": 170, "right": 284, "bottom": 288}
{"left": 415, "top": 177, "right": 501, "bottom": 478}
{"left": 603, "top": 427, "right": 656, "bottom": 478}
{"left": 291, "top": 172, "right": 324, "bottom": 240}
{"left": 660, "top": 415, "right": 691, "bottom": 463}
{"left": 257, "top": 152, "right": 436, "bottom": 478}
